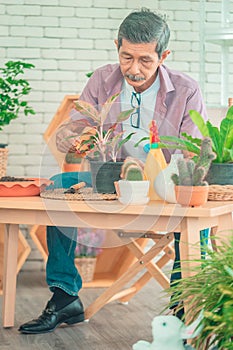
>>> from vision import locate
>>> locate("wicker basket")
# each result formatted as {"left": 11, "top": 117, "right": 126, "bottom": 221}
{"left": 208, "top": 184, "right": 233, "bottom": 201}
{"left": 0, "top": 148, "right": 8, "bottom": 178}
{"left": 75, "top": 257, "right": 97, "bottom": 283}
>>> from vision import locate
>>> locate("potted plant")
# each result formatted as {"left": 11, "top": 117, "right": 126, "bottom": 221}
{"left": 72, "top": 93, "right": 135, "bottom": 193}
{"left": 136, "top": 106, "right": 233, "bottom": 186}
{"left": 115, "top": 157, "right": 150, "bottom": 205}
{"left": 171, "top": 138, "right": 216, "bottom": 207}
{"left": 63, "top": 151, "right": 85, "bottom": 172}
{"left": 0, "top": 60, "right": 35, "bottom": 176}
{"left": 166, "top": 236, "right": 233, "bottom": 350}
{"left": 74, "top": 228, "right": 105, "bottom": 283}
{"left": 155, "top": 106, "right": 233, "bottom": 186}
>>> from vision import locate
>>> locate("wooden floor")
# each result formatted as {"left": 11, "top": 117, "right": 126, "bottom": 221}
{"left": 0, "top": 269, "right": 170, "bottom": 350}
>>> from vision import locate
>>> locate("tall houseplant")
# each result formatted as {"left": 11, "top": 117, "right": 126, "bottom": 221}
{"left": 0, "top": 60, "right": 35, "bottom": 176}
{"left": 72, "top": 93, "right": 135, "bottom": 193}
{"left": 136, "top": 106, "right": 233, "bottom": 185}
{"left": 159, "top": 106, "right": 233, "bottom": 185}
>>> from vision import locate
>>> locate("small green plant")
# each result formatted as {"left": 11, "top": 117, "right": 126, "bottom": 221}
{"left": 0, "top": 60, "right": 35, "bottom": 130}
{"left": 73, "top": 93, "right": 135, "bottom": 162}
{"left": 120, "top": 157, "right": 144, "bottom": 181}
{"left": 171, "top": 138, "right": 216, "bottom": 186}
{"left": 65, "top": 152, "right": 83, "bottom": 164}
{"left": 167, "top": 236, "right": 233, "bottom": 350}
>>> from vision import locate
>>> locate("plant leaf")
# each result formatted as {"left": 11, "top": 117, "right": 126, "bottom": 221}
{"left": 225, "top": 105, "right": 233, "bottom": 120}
{"left": 206, "top": 121, "right": 222, "bottom": 162}
{"left": 189, "top": 110, "right": 209, "bottom": 137}
{"left": 230, "top": 147, "right": 233, "bottom": 162}
{"left": 74, "top": 100, "right": 100, "bottom": 123}
{"left": 180, "top": 132, "right": 202, "bottom": 146}
{"left": 117, "top": 132, "right": 135, "bottom": 150}
{"left": 134, "top": 136, "right": 149, "bottom": 147}
{"left": 116, "top": 108, "right": 135, "bottom": 122}
{"left": 220, "top": 118, "right": 233, "bottom": 150}
{"left": 159, "top": 135, "right": 201, "bottom": 154}
{"left": 99, "top": 92, "right": 120, "bottom": 125}
{"left": 135, "top": 135, "right": 201, "bottom": 154}
{"left": 81, "top": 126, "right": 97, "bottom": 136}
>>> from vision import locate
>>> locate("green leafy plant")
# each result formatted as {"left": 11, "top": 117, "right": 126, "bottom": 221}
{"left": 166, "top": 236, "right": 233, "bottom": 349}
{"left": 73, "top": 93, "right": 135, "bottom": 162}
{"left": 171, "top": 137, "right": 216, "bottom": 186}
{"left": 0, "top": 60, "right": 35, "bottom": 130}
{"left": 183, "top": 107, "right": 233, "bottom": 163}
{"left": 135, "top": 106, "right": 233, "bottom": 163}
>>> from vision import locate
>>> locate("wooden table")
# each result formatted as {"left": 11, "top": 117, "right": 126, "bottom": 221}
{"left": 0, "top": 196, "right": 233, "bottom": 328}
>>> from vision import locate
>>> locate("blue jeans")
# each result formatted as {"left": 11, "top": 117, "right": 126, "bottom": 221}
{"left": 170, "top": 229, "right": 209, "bottom": 286}
{"left": 46, "top": 172, "right": 92, "bottom": 295}
{"left": 45, "top": 172, "right": 210, "bottom": 296}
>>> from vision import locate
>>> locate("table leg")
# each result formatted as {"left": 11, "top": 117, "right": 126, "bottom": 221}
{"left": 2, "top": 224, "right": 19, "bottom": 327}
{"left": 210, "top": 212, "right": 233, "bottom": 251}
{"left": 217, "top": 212, "right": 233, "bottom": 239}
{"left": 179, "top": 218, "right": 202, "bottom": 279}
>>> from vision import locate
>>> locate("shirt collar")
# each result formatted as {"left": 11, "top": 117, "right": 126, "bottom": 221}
{"left": 158, "top": 64, "right": 175, "bottom": 94}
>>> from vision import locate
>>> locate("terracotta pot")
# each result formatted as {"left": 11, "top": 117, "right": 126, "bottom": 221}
{"left": 175, "top": 185, "right": 209, "bottom": 207}
{"left": 0, "top": 178, "right": 53, "bottom": 197}
{"left": 62, "top": 162, "right": 82, "bottom": 173}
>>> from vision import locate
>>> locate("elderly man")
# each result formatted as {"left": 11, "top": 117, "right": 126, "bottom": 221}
{"left": 19, "top": 8, "right": 207, "bottom": 334}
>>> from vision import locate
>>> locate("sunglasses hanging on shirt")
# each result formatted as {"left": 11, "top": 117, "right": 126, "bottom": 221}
{"left": 130, "top": 92, "right": 141, "bottom": 128}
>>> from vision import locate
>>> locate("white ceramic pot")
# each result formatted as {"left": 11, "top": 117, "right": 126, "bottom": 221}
{"left": 154, "top": 153, "right": 183, "bottom": 203}
{"left": 116, "top": 180, "right": 150, "bottom": 205}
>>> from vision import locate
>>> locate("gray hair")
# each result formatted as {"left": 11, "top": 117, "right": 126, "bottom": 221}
{"left": 117, "top": 8, "right": 170, "bottom": 58}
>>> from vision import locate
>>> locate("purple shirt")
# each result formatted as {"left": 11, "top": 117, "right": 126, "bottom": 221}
{"left": 76, "top": 63, "right": 207, "bottom": 161}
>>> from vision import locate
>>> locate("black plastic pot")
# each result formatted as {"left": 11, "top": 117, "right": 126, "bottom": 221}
{"left": 205, "top": 163, "right": 233, "bottom": 185}
{"left": 90, "top": 160, "right": 123, "bottom": 194}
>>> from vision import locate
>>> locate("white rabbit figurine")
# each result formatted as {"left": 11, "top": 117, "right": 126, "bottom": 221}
{"left": 132, "top": 313, "right": 203, "bottom": 350}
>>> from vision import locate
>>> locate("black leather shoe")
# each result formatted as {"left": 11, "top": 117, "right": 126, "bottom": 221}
{"left": 18, "top": 297, "right": 85, "bottom": 334}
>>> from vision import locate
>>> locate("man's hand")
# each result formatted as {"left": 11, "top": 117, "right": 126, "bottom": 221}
{"left": 56, "top": 127, "right": 77, "bottom": 153}
{"left": 56, "top": 118, "right": 91, "bottom": 153}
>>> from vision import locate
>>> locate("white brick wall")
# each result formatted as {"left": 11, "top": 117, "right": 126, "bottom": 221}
{"left": 0, "top": 0, "right": 232, "bottom": 177}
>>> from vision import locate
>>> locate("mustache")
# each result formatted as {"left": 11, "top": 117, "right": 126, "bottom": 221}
{"left": 125, "top": 74, "right": 146, "bottom": 82}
